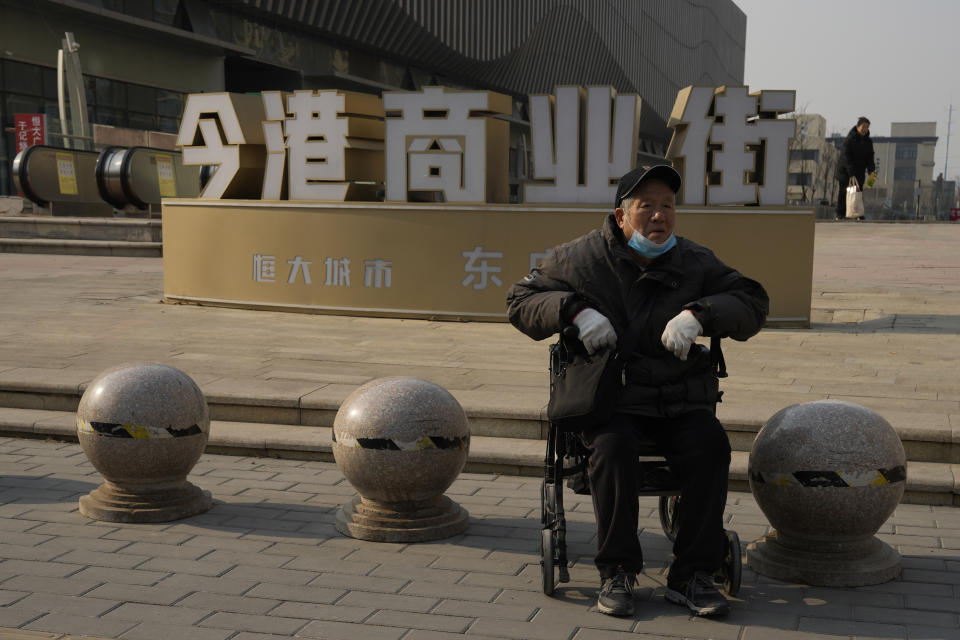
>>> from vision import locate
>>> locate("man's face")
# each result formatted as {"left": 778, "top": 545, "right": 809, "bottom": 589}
{"left": 615, "top": 178, "right": 676, "bottom": 244}
{"left": 857, "top": 122, "right": 870, "bottom": 136}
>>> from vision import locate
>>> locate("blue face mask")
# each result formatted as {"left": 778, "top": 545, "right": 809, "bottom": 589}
{"left": 627, "top": 230, "right": 676, "bottom": 259}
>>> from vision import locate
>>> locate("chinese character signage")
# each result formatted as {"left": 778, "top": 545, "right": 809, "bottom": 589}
{"left": 666, "top": 86, "right": 796, "bottom": 206}
{"left": 164, "top": 84, "right": 812, "bottom": 326}
{"left": 162, "top": 199, "right": 813, "bottom": 324}
{"left": 55, "top": 152, "right": 78, "bottom": 195}
{"left": 156, "top": 153, "right": 177, "bottom": 197}
{"left": 176, "top": 93, "right": 267, "bottom": 199}
{"left": 14, "top": 113, "right": 45, "bottom": 154}
{"left": 175, "top": 84, "right": 796, "bottom": 207}
{"left": 525, "top": 86, "right": 639, "bottom": 204}
{"left": 385, "top": 87, "right": 510, "bottom": 203}
{"left": 163, "top": 202, "right": 612, "bottom": 318}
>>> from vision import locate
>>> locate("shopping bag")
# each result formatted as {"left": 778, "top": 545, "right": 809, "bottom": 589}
{"left": 547, "top": 345, "right": 619, "bottom": 431}
{"left": 845, "top": 177, "right": 864, "bottom": 219}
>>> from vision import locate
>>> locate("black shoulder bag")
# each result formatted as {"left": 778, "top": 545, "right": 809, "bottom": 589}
{"left": 546, "top": 326, "right": 641, "bottom": 431}
{"left": 545, "top": 253, "right": 643, "bottom": 432}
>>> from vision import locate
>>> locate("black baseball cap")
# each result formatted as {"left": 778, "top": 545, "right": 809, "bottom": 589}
{"left": 615, "top": 164, "right": 682, "bottom": 207}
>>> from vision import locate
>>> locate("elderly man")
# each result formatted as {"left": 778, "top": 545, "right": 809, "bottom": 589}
{"left": 506, "top": 165, "right": 768, "bottom": 617}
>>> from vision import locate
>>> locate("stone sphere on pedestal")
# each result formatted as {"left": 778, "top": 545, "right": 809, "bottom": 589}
{"left": 332, "top": 377, "right": 470, "bottom": 542}
{"left": 747, "top": 400, "right": 906, "bottom": 586}
{"left": 76, "top": 364, "right": 212, "bottom": 523}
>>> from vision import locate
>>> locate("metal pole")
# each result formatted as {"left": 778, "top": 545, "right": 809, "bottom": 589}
{"left": 62, "top": 33, "right": 89, "bottom": 152}
{"left": 916, "top": 179, "right": 921, "bottom": 220}
{"left": 945, "top": 105, "right": 953, "bottom": 188}
{"left": 57, "top": 49, "right": 69, "bottom": 149}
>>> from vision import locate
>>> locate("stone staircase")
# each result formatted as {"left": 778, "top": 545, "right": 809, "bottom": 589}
{"left": 0, "top": 215, "right": 162, "bottom": 257}
{"left": 1, "top": 376, "right": 956, "bottom": 506}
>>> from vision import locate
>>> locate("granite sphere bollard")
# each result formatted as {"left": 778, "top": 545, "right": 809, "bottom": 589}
{"left": 746, "top": 400, "right": 906, "bottom": 586}
{"left": 332, "top": 377, "right": 470, "bottom": 542}
{"left": 76, "top": 364, "right": 212, "bottom": 523}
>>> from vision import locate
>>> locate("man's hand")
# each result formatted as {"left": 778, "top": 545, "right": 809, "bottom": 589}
{"left": 572, "top": 308, "right": 617, "bottom": 355}
{"left": 661, "top": 310, "right": 702, "bottom": 360}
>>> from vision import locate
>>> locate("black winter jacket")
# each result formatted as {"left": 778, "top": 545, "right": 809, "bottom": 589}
{"left": 506, "top": 214, "right": 769, "bottom": 418}
{"left": 839, "top": 127, "right": 876, "bottom": 179}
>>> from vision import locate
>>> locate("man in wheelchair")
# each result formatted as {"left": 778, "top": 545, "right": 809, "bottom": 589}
{"left": 506, "top": 165, "right": 768, "bottom": 617}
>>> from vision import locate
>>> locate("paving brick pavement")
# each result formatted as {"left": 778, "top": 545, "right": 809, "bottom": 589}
{"left": 2, "top": 436, "right": 960, "bottom": 640}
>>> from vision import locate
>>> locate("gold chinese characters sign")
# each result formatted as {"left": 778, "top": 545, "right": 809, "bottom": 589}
{"left": 162, "top": 200, "right": 812, "bottom": 326}
{"left": 164, "top": 84, "right": 814, "bottom": 326}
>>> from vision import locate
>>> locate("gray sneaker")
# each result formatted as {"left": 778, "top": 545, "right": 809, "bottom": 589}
{"left": 597, "top": 570, "right": 636, "bottom": 616}
{"left": 665, "top": 571, "right": 729, "bottom": 616}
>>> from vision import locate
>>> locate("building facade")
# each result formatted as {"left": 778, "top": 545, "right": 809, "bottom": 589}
{"left": 0, "top": 0, "right": 746, "bottom": 198}
{"left": 787, "top": 114, "right": 839, "bottom": 208}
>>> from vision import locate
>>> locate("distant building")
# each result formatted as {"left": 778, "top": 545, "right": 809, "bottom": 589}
{"left": 787, "top": 114, "right": 839, "bottom": 209}
{"left": 830, "top": 122, "right": 939, "bottom": 220}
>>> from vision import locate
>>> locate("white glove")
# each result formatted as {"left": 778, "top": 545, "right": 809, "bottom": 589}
{"left": 661, "top": 310, "right": 702, "bottom": 361}
{"left": 572, "top": 307, "right": 618, "bottom": 355}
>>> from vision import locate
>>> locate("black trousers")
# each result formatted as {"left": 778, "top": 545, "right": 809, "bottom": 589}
{"left": 581, "top": 410, "right": 731, "bottom": 585}
{"left": 836, "top": 170, "right": 866, "bottom": 219}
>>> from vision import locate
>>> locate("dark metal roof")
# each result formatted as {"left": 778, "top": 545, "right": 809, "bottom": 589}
{"left": 219, "top": 0, "right": 745, "bottom": 138}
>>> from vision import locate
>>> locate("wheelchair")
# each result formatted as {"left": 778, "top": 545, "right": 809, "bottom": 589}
{"left": 539, "top": 330, "right": 742, "bottom": 598}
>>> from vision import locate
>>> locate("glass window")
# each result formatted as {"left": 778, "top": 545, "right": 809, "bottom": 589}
{"left": 127, "top": 84, "right": 156, "bottom": 113}
{"left": 379, "top": 60, "right": 406, "bottom": 90}
{"left": 788, "top": 172, "right": 812, "bottom": 186}
{"left": 0, "top": 156, "right": 9, "bottom": 196}
{"left": 790, "top": 149, "right": 819, "bottom": 162}
{"left": 409, "top": 68, "right": 432, "bottom": 90}
{"left": 3, "top": 60, "right": 42, "bottom": 95}
{"left": 6, "top": 94, "right": 43, "bottom": 116}
{"left": 96, "top": 106, "right": 128, "bottom": 128}
{"left": 895, "top": 145, "right": 917, "bottom": 160}
{"left": 894, "top": 166, "right": 916, "bottom": 181}
{"left": 84, "top": 76, "right": 96, "bottom": 108}
{"left": 128, "top": 111, "right": 157, "bottom": 130}
{"left": 96, "top": 78, "right": 126, "bottom": 108}
{"left": 43, "top": 99, "right": 59, "bottom": 122}
{"left": 42, "top": 67, "right": 58, "bottom": 99}
{"left": 123, "top": 0, "right": 153, "bottom": 20}
{"left": 153, "top": 0, "right": 181, "bottom": 25}
{"left": 156, "top": 89, "right": 182, "bottom": 117}
{"left": 158, "top": 116, "right": 179, "bottom": 133}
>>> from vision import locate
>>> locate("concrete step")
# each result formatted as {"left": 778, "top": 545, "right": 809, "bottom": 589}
{"left": 1, "top": 378, "right": 958, "bottom": 465}
{"left": 0, "top": 215, "right": 162, "bottom": 257}
{"left": 0, "top": 378, "right": 544, "bottom": 440}
{"left": 0, "top": 237, "right": 162, "bottom": 257}
{"left": 0, "top": 215, "right": 162, "bottom": 242}
{"left": 2, "top": 407, "right": 957, "bottom": 506}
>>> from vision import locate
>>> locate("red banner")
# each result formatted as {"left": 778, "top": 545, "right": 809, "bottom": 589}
{"left": 14, "top": 113, "right": 45, "bottom": 154}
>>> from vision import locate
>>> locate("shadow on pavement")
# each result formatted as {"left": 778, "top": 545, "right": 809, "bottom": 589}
{"left": 810, "top": 314, "right": 960, "bottom": 334}
{"left": 0, "top": 475, "right": 99, "bottom": 503}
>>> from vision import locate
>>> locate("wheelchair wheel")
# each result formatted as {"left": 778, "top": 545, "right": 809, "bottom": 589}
{"left": 658, "top": 495, "right": 681, "bottom": 543}
{"left": 720, "top": 530, "right": 742, "bottom": 596}
{"left": 541, "top": 528, "right": 555, "bottom": 595}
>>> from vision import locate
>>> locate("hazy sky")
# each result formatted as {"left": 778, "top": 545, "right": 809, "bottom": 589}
{"left": 734, "top": 0, "right": 960, "bottom": 181}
